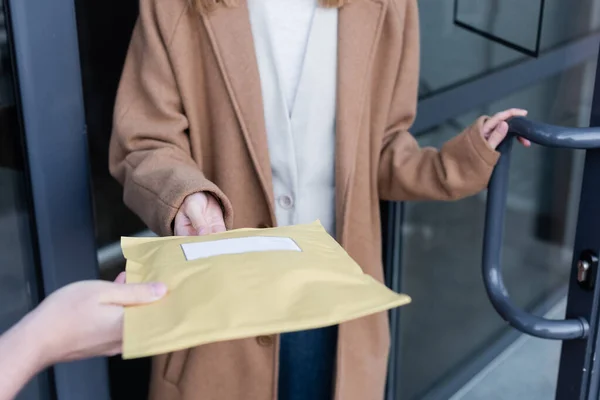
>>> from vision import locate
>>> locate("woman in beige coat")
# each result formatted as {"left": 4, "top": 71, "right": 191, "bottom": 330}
{"left": 109, "top": 0, "right": 528, "bottom": 399}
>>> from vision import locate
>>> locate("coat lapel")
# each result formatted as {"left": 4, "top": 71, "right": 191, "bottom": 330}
{"left": 201, "top": 1, "right": 276, "bottom": 219}
{"left": 336, "top": 0, "right": 387, "bottom": 241}
{"left": 200, "top": 0, "right": 388, "bottom": 234}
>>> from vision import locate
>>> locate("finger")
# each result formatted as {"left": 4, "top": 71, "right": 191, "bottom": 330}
{"left": 105, "top": 341, "right": 124, "bottom": 358}
{"left": 517, "top": 137, "right": 531, "bottom": 147}
{"left": 114, "top": 272, "right": 126, "bottom": 284}
{"left": 174, "top": 210, "right": 196, "bottom": 236}
{"left": 102, "top": 282, "right": 168, "bottom": 306}
{"left": 206, "top": 196, "right": 226, "bottom": 234}
{"left": 482, "top": 109, "right": 528, "bottom": 135}
{"left": 211, "top": 225, "right": 227, "bottom": 234}
{"left": 184, "top": 196, "right": 213, "bottom": 236}
{"left": 490, "top": 108, "right": 528, "bottom": 123}
{"left": 486, "top": 121, "right": 509, "bottom": 149}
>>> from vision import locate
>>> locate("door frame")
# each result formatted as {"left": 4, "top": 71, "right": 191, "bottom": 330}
{"left": 5, "top": 0, "right": 109, "bottom": 398}
{"left": 555, "top": 51, "right": 600, "bottom": 400}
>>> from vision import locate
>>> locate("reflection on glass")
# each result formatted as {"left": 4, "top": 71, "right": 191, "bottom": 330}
{"left": 419, "top": 0, "right": 600, "bottom": 98}
{"left": 455, "top": 0, "right": 542, "bottom": 56}
{"left": 399, "top": 60, "right": 595, "bottom": 399}
{"left": 541, "top": 0, "right": 600, "bottom": 50}
{"left": 0, "top": 1, "right": 50, "bottom": 399}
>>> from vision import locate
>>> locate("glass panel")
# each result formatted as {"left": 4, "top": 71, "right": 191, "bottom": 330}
{"left": 450, "top": 300, "right": 565, "bottom": 399}
{"left": 455, "top": 0, "right": 543, "bottom": 56}
{"left": 419, "top": 0, "right": 523, "bottom": 98}
{"left": 541, "top": 0, "right": 600, "bottom": 49}
{"left": 420, "top": 0, "right": 600, "bottom": 97}
{"left": 0, "top": 0, "right": 51, "bottom": 398}
{"left": 399, "top": 59, "right": 596, "bottom": 399}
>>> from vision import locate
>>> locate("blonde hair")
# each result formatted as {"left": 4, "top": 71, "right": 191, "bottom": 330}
{"left": 193, "top": 0, "right": 349, "bottom": 14}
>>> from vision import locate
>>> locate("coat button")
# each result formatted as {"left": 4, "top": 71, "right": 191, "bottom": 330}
{"left": 278, "top": 195, "right": 294, "bottom": 209}
{"left": 256, "top": 335, "right": 274, "bottom": 347}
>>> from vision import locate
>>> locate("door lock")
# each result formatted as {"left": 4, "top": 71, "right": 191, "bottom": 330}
{"left": 577, "top": 260, "right": 590, "bottom": 283}
{"left": 577, "top": 251, "right": 598, "bottom": 291}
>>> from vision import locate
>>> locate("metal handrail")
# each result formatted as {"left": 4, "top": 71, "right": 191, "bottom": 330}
{"left": 507, "top": 117, "right": 600, "bottom": 149}
{"left": 481, "top": 117, "right": 600, "bottom": 340}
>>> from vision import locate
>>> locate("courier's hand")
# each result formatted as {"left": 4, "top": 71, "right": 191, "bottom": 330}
{"left": 24, "top": 274, "right": 167, "bottom": 366}
{"left": 174, "top": 192, "right": 226, "bottom": 236}
{"left": 482, "top": 109, "right": 531, "bottom": 149}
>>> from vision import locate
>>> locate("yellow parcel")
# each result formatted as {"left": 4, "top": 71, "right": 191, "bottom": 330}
{"left": 122, "top": 221, "right": 411, "bottom": 359}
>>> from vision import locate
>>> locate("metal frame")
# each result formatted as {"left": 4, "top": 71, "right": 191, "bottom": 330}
{"left": 5, "top": 0, "right": 110, "bottom": 398}
{"left": 382, "top": 201, "right": 404, "bottom": 400}
{"left": 2, "top": 0, "right": 53, "bottom": 398}
{"left": 555, "top": 54, "right": 600, "bottom": 400}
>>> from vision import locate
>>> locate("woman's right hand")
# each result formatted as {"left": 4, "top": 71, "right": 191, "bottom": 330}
{"left": 174, "top": 192, "right": 226, "bottom": 236}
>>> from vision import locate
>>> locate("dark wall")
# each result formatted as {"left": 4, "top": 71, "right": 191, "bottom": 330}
{"left": 75, "top": 0, "right": 145, "bottom": 247}
{"left": 74, "top": 1, "right": 150, "bottom": 398}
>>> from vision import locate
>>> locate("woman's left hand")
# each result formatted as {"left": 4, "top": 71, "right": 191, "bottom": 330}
{"left": 482, "top": 108, "right": 531, "bottom": 149}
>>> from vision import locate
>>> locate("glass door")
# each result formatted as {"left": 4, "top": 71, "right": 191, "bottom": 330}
{"left": 383, "top": 2, "right": 600, "bottom": 399}
{"left": 478, "top": 45, "right": 600, "bottom": 399}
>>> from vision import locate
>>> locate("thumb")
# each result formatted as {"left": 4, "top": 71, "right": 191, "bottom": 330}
{"left": 102, "top": 282, "right": 168, "bottom": 306}
{"left": 486, "top": 121, "right": 509, "bottom": 149}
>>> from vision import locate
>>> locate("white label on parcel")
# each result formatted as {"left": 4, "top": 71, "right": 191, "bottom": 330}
{"left": 181, "top": 236, "right": 301, "bottom": 261}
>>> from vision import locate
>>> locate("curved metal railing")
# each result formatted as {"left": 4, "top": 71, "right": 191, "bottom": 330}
{"left": 482, "top": 117, "right": 600, "bottom": 340}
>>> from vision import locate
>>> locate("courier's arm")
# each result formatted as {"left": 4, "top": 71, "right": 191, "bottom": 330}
{"left": 0, "top": 316, "right": 45, "bottom": 400}
{"left": 0, "top": 278, "right": 165, "bottom": 400}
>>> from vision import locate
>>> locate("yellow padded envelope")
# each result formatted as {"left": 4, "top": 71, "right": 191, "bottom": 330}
{"left": 122, "top": 221, "right": 411, "bottom": 359}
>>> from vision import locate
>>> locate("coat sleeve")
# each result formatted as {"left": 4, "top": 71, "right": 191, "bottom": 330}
{"left": 378, "top": 0, "right": 500, "bottom": 202}
{"left": 109, "top": 0, "right": 233, "bottom": 236}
